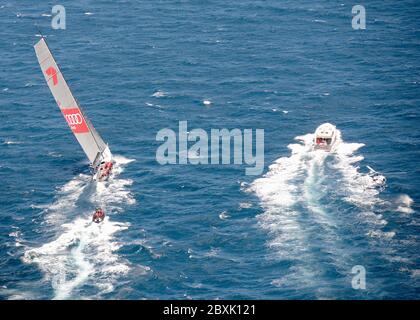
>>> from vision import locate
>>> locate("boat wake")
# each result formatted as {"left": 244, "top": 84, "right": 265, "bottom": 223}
{"left": 22, "top": 156, "right": 136, "bottom": 299}
{"left": 247, "top": 130, "right": 393, "bottom": 297}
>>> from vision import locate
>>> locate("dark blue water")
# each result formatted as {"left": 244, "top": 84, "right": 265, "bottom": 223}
{"left": 0, "top": 0, "right": 419, "bottom": 299}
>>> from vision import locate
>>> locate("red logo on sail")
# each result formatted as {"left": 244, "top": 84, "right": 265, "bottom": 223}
{"left": 62, "top": 108, "right": 89, "bottom": 133}
{"left": 46, "top": 66, "right": 58, "bottom": 86}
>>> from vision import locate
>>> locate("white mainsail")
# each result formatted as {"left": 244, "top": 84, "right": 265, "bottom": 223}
{"left": 34, "top": 37, "right": 110, "bottom": 167}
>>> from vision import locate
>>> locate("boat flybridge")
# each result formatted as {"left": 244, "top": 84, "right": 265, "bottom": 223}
{"left": 313, "top": 123, "right": 338, "bottom": 152}
{"left": 34, "top": 37, "right": 113, "bottom": 181}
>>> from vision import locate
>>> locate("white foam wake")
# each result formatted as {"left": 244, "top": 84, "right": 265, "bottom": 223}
{"left": 333, "top": 143, "right": 386, "bottom": 208}
{"left": 248, "top": 130, "right": 391, "bottom": 294}
{"left": 248, "top": 134, "right": 325, "bottom": 293}
{"left": 250, "top": 130, "right": 388, "bottom": 232}
{"left": 23, "top": 155, "right": 136, "bottom": 299}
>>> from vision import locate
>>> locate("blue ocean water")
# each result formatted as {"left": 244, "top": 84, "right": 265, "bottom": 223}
{"left": 0, "top": 0, "right": 419, "bottom": 299}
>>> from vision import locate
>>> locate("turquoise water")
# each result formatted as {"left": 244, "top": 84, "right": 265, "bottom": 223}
{"left": 0, "top": 1, "right": 419, "bottom": 299}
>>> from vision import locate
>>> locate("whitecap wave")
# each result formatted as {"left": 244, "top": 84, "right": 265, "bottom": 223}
{"left": 3, "top": 139, "right": 20, "bottom": 145}
{"left": 152, "top": 90, "right": 166, "bottom": 98}
{"left": 219, "top": 211, "right": 230, "bottom": 220}
{"left": 395, "top": 194, "right": 414, "bottom": 214}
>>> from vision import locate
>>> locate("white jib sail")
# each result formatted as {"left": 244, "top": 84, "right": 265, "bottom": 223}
{"left": 34, "top": 38, "right": 110, "bottom": 167}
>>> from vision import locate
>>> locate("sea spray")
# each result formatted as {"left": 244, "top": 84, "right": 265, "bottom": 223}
{"left": 23, "top": 156, "right": 136, "bottom": 299}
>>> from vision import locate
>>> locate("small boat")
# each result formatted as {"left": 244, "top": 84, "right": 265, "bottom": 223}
{"left": 92, "top": 208, "right": 105, "bottom": 223}
{"left": 313, "top": 123, "right": 338, "bottom": 151}
{"left": 34, "top": 37, "right": 113, "bottom": 181}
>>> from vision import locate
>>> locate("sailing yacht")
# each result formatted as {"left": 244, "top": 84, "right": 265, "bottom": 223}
{"left": 34, "top": 37, "right": 113, "bottom": 181}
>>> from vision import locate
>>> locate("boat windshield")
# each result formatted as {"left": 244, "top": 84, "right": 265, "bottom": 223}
{"left": 316, "top": 137, "right": 332, "bottom": 145}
